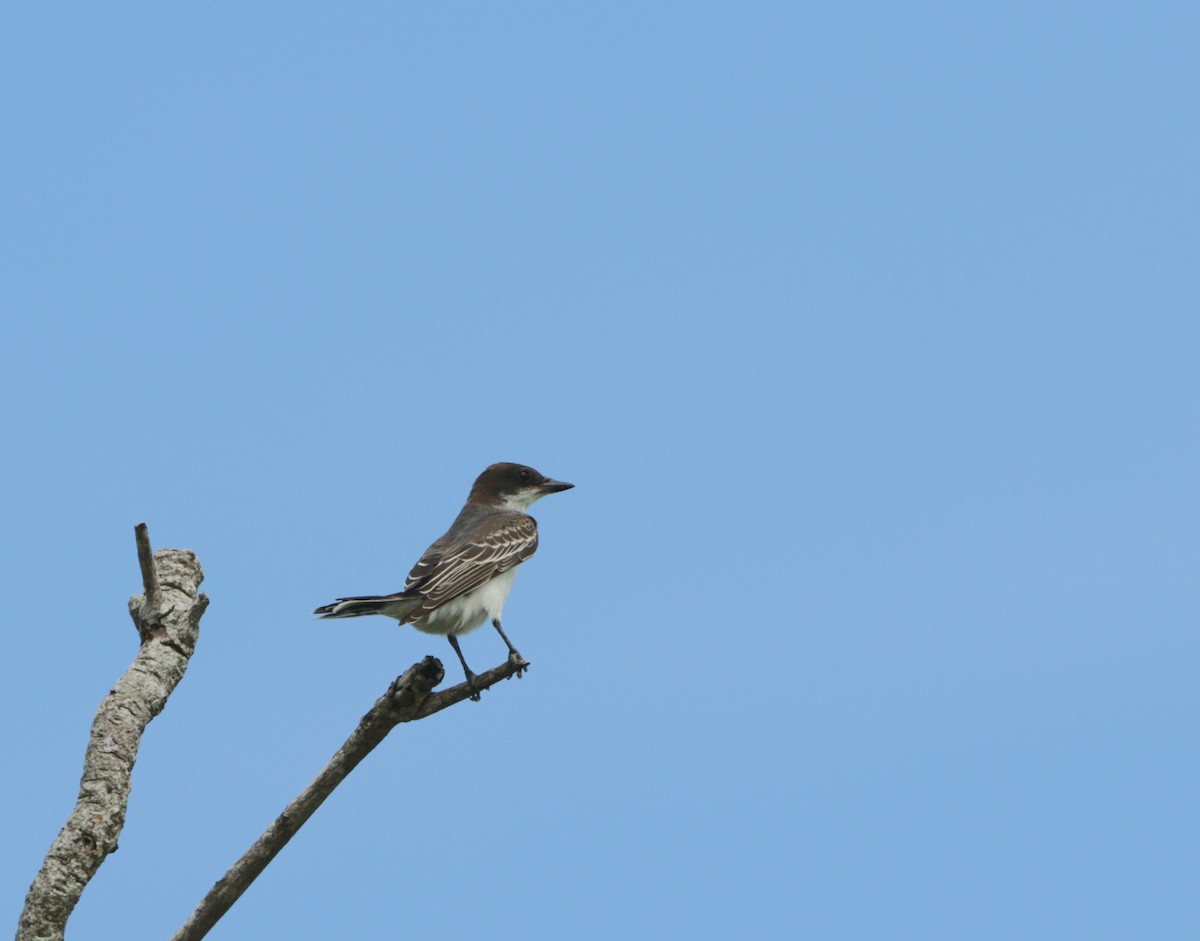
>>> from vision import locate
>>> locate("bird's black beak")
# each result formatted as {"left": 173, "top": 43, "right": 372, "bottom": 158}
{"left": 539, "top": 478, "right": 574, "bottom": 494}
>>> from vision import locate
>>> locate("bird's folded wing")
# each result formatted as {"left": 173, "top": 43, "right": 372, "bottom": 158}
{"left": 405, "top": 514, "right": 539, "bottom": 611}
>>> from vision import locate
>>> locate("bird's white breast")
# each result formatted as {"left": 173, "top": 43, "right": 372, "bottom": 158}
{"left": 411, "top": 567, "right": 519, "bottom": 636}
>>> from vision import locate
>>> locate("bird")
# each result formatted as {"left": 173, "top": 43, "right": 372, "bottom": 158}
{"left": 314, "top": 462, "right": 573, "bottom": 699}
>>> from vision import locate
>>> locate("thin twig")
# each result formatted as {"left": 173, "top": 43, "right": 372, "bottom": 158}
{"left": 170, "top": 651, "right": 530, "bottom": 941}
{"left": 134, "top": 521, "right": 160, "bottom": 608}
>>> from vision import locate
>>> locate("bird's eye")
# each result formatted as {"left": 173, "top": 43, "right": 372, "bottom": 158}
{"left": 518, "top": 469, "right": 532, "bottom": 483}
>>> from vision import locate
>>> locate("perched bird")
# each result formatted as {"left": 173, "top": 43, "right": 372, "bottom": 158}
{"left": 314, "top": 462, "right": 573, "bottom": 698}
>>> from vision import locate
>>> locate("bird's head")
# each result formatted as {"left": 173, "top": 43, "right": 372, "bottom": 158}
{"left": 467, "top": 462, "right": 574, "bottom": 510}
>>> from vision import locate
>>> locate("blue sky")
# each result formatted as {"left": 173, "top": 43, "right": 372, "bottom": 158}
{"left": 3, "top": 3, "right": 1197, "bottom": 939}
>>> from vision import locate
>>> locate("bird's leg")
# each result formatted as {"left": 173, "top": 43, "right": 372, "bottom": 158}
{"left": 492, "top": 618, "right": 529, "bottom": 675}
{"left": 490, "top": 617, "right": 519, "bottom": 656}
{"left": 447, "top": 634, "right": 481, "bottom": 701}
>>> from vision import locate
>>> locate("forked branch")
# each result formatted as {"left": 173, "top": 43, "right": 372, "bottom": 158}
{"left": 16, "top": 524, "right": 208, "bottom": 941}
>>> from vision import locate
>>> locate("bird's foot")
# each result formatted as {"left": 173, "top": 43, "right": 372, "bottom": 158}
{"left": 463, "top": 670, "right": 482, "bottom": 702}
{"left": 508, "top": 650, "right": 530, "bottom": 677}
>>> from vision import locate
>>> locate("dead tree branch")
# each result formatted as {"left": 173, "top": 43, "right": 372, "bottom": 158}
{"left": 15, "top": 522, "right": 526, "bottom": 941}
{"left": 16, "top": 524, "right": 208, "bottom": 941}
{"left": 170, "top": 651, "right": 530, "bottom": 941}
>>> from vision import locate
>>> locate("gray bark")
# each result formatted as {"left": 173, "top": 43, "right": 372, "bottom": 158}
{"left": 16, "top": 524, "right": 208, "bottom": 941}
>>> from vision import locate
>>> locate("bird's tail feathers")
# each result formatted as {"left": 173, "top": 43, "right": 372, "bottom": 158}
{"left": 313, "top": 593, "right": 420, "bottom": 620}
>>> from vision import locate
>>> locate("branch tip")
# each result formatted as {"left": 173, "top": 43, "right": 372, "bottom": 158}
{"left": 134, "top": 523, "right": 159, "bottom": 605}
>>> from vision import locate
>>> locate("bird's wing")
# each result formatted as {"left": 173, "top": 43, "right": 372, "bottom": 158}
{"left": 403, "top": 514, "right": 539, "bottom": 613}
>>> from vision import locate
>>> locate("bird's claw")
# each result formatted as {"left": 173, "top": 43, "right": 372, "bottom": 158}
{"left": 508, "top": 651, "right": 530, "bottom": 677}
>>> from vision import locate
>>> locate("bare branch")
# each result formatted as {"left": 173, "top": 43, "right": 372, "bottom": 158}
{"left": 171, "top": 652, "right": 530, "bottom": 941}
{"left": 16, "top": 525, "right": 207, "bottom": 941}
{"left": 134, "top": 521, "right": 160, "bottom": 611}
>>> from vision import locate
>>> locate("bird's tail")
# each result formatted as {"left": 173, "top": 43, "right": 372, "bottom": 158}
{"left": 313, "top": 593, "right": 421, "bottom": 620}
